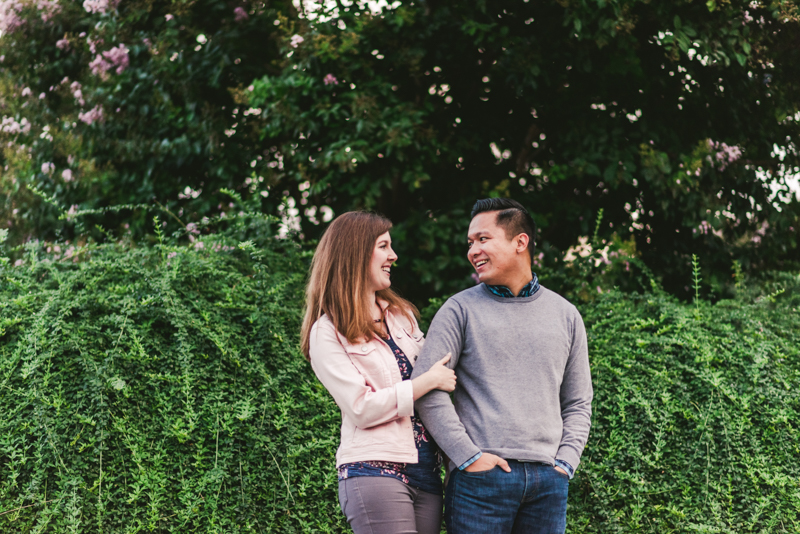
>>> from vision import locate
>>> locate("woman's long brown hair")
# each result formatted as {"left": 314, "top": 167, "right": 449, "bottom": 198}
{"left": 300, "top": 211, "right": 418, "bottom": 360}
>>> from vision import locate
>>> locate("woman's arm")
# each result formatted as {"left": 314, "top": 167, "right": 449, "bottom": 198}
{"left": 411, "top": 353, "right": 456, "bottom": 400}
{"left": 309, "top": 321, "right": 415, "bottom": 429}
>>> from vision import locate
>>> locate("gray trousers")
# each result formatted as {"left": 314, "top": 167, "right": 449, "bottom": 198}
{"left": 338, "top": 477, "right": 443, "bottom": 534}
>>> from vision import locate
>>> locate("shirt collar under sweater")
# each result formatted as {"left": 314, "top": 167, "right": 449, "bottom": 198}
{"left": 485, "top": 272, "right": 540, "bottom": 298}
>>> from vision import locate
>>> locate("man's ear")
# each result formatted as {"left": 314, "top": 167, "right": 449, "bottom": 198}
{"left": 515, "top": 233, "right": 530, "bottom": 255}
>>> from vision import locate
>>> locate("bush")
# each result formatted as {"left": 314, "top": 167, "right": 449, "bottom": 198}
{"left": 1, "top": 227, "right": 798, "bottom": 532}
{"left": 568, "top": 276, "right": 800, "bottom": 532}
{"left": 0, "top": 227, "right": 347, "bottom": 533}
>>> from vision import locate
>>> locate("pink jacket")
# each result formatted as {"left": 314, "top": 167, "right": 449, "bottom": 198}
{"left": 308, "top": 304, "right": 425, "bottom": 467}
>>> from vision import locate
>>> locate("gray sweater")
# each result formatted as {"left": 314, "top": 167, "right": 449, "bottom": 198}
{"left": 411, "top": 284, "right": 593, "bottom": 471}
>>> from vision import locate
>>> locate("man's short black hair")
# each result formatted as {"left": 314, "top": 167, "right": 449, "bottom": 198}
{"left": 470, "top": 198, "right": 537, "bottom": 261}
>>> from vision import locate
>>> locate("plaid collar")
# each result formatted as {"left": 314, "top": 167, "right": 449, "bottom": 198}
{"left": 486, "top": 273, "right": 540, "bottom": 298}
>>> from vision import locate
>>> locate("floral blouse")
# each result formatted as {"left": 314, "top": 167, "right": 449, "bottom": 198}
{"left": 337, "top": 329, "right": 443, "bottom": 495}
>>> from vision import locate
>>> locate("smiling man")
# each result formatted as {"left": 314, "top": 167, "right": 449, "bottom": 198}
{"left": 410, "top": 198, "right": 593, "bottom": 534}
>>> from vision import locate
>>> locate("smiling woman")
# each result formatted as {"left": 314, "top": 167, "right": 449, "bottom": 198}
{"left": 367, "top": 231, "right": 397, "bottom": 299}
{"left": 300, "top": 211, "right": 457, "bottom": 534}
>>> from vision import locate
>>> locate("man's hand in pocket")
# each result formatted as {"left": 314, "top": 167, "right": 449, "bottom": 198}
{"left": 464, "top": 453, "right": 511, "bottom": 473}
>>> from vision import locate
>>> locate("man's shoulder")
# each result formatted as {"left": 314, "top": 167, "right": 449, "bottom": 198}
{"left": 538, "top": 286, "right": 583, "bottom": 319}
{"left": 445, "top": 284, "right": 490, "bottom": 307}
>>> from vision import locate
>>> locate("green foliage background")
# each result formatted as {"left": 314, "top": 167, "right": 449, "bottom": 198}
{"left": 1, "top": 229, "right": 798, "bottom": 532}
{"left": 1, "top": 0, "right": 798, "bottom": 304}
{"left": 0, "top": 227, "right": 347, "bottom": 532}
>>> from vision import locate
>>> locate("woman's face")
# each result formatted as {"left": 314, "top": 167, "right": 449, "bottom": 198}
{"left": 367, "top": 231, "right": 397, "bottom": 293}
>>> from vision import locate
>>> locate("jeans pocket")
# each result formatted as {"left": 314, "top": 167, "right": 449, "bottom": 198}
{"left": 553, "top": 467, "right": 570, "bottom": 480}
{"left": 460, "top": 465, "right": 498, "bottom": 478}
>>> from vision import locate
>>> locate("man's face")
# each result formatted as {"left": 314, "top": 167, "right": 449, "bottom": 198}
{"left": 467, "top": 212, "right": 521, "bottom": 285}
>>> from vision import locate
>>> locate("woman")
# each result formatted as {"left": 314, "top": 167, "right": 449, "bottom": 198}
{"left": 301, "top": 211, "right": 456, "bottom": 534}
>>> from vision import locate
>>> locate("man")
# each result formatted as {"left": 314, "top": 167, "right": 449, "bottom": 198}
{"left": 410, "top": 198, "right": 593, "bottom": 534}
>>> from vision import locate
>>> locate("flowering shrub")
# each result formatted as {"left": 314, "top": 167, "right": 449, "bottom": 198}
{"left": 0, "top": 0, "right": 296, "bottom": 249}
{"left": 0, "top": 0, "right": 798, "bottom": 306}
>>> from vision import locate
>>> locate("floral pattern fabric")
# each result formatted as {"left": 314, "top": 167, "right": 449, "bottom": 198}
{"left": 338, "top": 330, "right": 443, "bottom": 495}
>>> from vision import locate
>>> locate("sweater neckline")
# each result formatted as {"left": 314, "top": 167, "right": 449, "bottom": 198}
{"left": 480, "top": 283, "right": 546, "bottom": 303}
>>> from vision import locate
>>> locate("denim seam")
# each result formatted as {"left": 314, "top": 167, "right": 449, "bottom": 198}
{"left": 451, "top": 470, "right": 462, "bottom": 531}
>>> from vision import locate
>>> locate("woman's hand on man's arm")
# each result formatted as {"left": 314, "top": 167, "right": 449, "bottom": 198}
{"left": 412, "top": 353, "right": 456, "bottom": 401}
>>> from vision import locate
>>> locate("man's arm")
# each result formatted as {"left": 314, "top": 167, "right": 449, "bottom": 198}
{"left": 410, "top": 299, "right": 484, "bottom": 468}
{"left": 556, "top": 309, "right": 594, "bottom": 472}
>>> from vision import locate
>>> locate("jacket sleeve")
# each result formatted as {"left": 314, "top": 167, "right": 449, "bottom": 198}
{"left": 556, "top": 309, "right": 593, "bottom": 470}
{"left": 410, "top": 299, "right": 482, "bottom": 467}
{"left": 309, "top": 321, "right": 415, "bottom": 429}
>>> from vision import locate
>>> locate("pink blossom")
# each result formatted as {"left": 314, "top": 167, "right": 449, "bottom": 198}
{"left": 41, "top": 162, "right": 55, "bottom": 174}
{"left": 56, "top": 38, "right": 69, "bottom": 50}
{"left": 83, "top": 0, "right": 109, "bottom": 14}
{"left": 596, "top": 286, "right": 603, "bottom": 294}
{"left": 708, "top": 139, "right": 743, "bottom": 171}
{"left": 88, "top": 36, "right": 103, "bottom": 54}
{"left": 0, "top": 2, "right": 24, "bottom": 34}
{"left": 78, "top": 105, "right": 103, "bottom": 125}
{"left": 103, "top": 44, "right": 129, "bottom": 74}
{"left": 70, "top": 81, "right": 85, "bottom": 105}
{"left": 1, "top": 116, "right": 31, "bottom": 134}
{"left": 164, "top": 13, "right": 173, "bottom": 21}
{"left": 323, "top": 73, "right": 338, "bottom": 86}
{"left": 37, "top": 0, "right": 59, "bottom": 22}
{"left": 21, "top": 87, "right": 32, "bottom": 97}
{"left": 233, "top": 7, "right": 248, "bottom": 21}
{"left": 39, "top": 92, "right": 45, "bottom": 99}
{"left": 62, "top": 169, "right": 73, "bottom": 182}
{"left": 90, "top": 44, "right": 129, "bottom": 78}
{"left": 290, "top": 34, "right": 304, "bottom": 48}
{"left": 1, "top": 0, "right": 60, "bottom": 33}
{"left": 89, "top": 54, "right": 112, "bottom": 78}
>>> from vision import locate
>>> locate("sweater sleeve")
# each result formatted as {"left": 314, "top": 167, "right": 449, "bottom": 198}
{"left": 410, "top": 299, "right": 481, "bottom": 467}
{"left": 556, "top": 309, "right": 593, "bottom": 470}
{"left": 309, "top": 321, "right": 415, "bottom": 429}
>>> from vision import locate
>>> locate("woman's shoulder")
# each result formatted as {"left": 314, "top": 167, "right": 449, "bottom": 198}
{"left": 387, "top": 306, "right": 421, "bottom": 333}
{"left": 309, "top": 314, "right": 337, "bottom": 338}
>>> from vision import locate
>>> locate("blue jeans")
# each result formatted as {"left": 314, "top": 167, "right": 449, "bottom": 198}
{"left": 444, "top": 460, "right": 569, "bottom": 534}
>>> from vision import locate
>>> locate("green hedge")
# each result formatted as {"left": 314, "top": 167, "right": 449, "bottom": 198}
{"left": 572, "top": 276, "right": 800, "bottom": 532}
{"left": 0, "top": 235, "right": 347, "bottom": 533}
{"left": 0, "top": 235, "right": 798, "bottom": 532}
